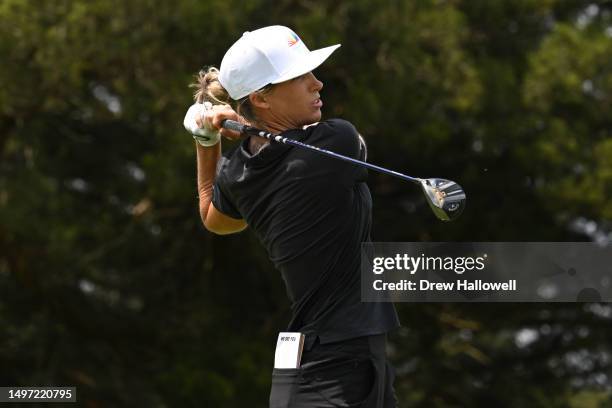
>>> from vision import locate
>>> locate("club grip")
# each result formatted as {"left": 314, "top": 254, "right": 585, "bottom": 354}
{"left": 221, "top": 119, "right": 244, "bottom": 133}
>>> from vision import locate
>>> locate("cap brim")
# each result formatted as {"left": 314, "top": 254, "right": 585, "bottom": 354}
{"left": 271, "top": 44, "right": 341, "bottom": 84}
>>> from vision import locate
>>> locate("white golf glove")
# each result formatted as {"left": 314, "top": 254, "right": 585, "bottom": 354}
{"left": 183, "top": 101, "right": 221, "bottom": 147}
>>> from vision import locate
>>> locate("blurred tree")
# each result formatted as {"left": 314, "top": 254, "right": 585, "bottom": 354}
{"left": 1, "top": 0, "right": 611, "bottom": 407}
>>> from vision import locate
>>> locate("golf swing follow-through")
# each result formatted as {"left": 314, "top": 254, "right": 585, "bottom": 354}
{"left": 219, "top": 119, "right": 467, "bottom": 221}
{"left": 184, "top": 24, "right": 466, "bottom": 408}
{"left": 185, "top": 103, "right": 466, "bottom": 221}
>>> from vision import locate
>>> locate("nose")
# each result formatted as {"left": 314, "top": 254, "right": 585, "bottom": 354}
{"left": 308, "top": 72, "right": 323, "bottom": 92}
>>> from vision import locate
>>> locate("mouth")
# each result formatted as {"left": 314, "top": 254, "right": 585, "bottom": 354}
{"left": 313, "top": 97, "right": 323, "bottom": 108}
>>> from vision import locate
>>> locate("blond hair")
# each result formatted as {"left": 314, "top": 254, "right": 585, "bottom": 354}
{"left": 189, "top": 66, "right": 273, "bottom": 123}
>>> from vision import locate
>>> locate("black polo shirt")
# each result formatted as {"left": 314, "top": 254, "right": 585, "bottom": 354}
{"left": 212, "top": 119, "right": 399, "bottom": 348}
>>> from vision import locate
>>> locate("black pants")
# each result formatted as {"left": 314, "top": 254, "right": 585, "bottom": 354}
{"left": 269, "top": 334, "right": 397, "bottom": 408}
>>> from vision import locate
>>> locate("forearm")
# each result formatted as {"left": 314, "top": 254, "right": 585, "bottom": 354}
{"left": 196, "top": 141, "right": 221, "bottom": 223}
{"left": 189, "top": 103, "right": 246, "bottom": 234}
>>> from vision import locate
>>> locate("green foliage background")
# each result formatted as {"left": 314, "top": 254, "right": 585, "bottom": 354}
{"left": 1, "top": 0, "right": 611, "bottom": 406}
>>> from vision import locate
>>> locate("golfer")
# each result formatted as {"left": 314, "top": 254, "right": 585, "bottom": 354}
{"left": 186, "top": 25, "right": 400, "bottom": 408}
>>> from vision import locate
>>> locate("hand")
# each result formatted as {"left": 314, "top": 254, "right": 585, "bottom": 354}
{"left": 195, "top": 103, "right": 242, "bottom": 142}
{"left": 184, "top": 102, "right": 243, "bottom": 146}
{"left": 184, "top": 102, "right": 220, "bottom": 146}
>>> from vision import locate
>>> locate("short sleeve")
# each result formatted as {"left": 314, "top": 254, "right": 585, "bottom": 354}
{"left": 212, "top": 180, "right": 242, "bottom": 219}
{"left": 311, "top": 119, "right": 368, "bottom": 183}
{"left": 317, "top": 119, "right": 361, "bottom": 158}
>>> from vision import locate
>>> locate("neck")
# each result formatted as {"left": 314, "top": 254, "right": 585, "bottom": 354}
{"left": 252, "top": 113, "right": 299, "bottom": 134}
{"left": 246, "top": 116, "right": 298, "bottom": 154}
{"left": 253, "top": 121, "right": 287, "bottom": 134}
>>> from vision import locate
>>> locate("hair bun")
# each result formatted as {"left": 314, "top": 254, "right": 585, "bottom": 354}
{"left": 190, "top": 67, "right": 230, "bottom": 105}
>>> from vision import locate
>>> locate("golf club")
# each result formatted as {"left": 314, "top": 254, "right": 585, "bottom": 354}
{"left": 221, "top": 120, "right": 466, "bottom": 221}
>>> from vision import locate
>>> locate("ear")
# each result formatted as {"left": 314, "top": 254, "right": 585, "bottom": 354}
{"left": 249, "top": 92, "right": 269, "bottom": 109}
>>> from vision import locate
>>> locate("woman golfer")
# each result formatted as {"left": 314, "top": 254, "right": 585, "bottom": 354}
{"left": 185, "top": 25, "right": 400, "bottom": 408}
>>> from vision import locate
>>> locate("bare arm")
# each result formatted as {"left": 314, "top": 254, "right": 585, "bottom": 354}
{"left": 195, "top": 106, "right": 247, "bottom": 235}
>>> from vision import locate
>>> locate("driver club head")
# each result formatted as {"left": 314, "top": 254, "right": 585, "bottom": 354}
{"left": 419, "top": 178, "right": 466, "bottom": 221}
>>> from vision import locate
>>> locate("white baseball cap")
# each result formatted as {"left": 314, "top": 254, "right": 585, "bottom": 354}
{"left": 219, "top": 25, "right": 341, "bottom": 100}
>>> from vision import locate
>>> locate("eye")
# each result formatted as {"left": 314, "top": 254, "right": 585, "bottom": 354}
{"left": 293, "top": 72, "right": 309, "bottom": 81}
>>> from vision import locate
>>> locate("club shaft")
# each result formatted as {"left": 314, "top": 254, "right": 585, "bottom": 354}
{"left": 221, "top": 120, "right": 420, "bottom": 184}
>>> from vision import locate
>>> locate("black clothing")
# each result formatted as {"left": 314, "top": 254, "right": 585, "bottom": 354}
{"left": 212, "top": 119, "right": 399, "bottom": 348}
{"left": 269, "top": 333, "right": 396, "bottom": 408}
